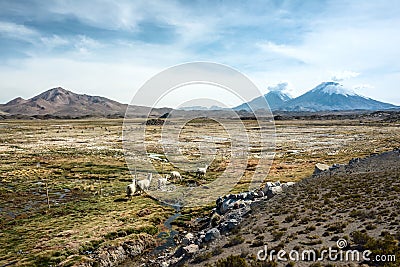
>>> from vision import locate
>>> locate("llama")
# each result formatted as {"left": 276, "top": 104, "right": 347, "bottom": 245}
{"left": 126, "top": 179, "right": 137, "bottom": 198}
{"left": 170, "top": 171, "right": 182, "bottom": 181}
{"left": 196, "top": 165, "right": 208, "bottom": 178}
{"left": 158, "top": 175, "right": 169, "bottom": 190}
{"left": 137, "top": 173, "right": 153, "bottom": 193}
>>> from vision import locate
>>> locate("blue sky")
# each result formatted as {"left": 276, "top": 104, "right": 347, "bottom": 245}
{"left": 0, "top": 0, "right": 399, "bottom": 106}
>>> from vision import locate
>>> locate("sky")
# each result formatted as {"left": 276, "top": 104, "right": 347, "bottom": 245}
{"left": 0, "top": 0, "right": 399, "bottom": 107}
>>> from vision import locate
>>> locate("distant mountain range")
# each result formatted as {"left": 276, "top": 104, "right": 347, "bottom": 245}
{"left": 0, "top": 87, "right": 169, "bottom": 118}
{"left": 0, "top": 87, "right": 127, "bottom": 117}
{"left": 178, "top": 105, "right": 226, "bottom": 111}
{"left": 234, "top": 82, "right": 398, "bottom": 112}
{"left": 0, "top": 83, "right": 398, "bottom": 118}
{"left": 234, "top": 90, "right": 292, "bottom": 111}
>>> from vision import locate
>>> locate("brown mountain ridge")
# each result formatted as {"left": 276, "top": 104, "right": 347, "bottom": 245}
{"left": 0, "top": 87, "right": 128, "bottom": 117}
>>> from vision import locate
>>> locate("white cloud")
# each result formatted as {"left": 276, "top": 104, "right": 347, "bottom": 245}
{"left": 40, "top": 35, "right": 69, "bottom": 48}
{"left": 48, "top": 1, "right": 143, "bottom": 31}
{"left": 267, "top": 82, "right": 289, "bottom": 92}
{"left": 0, "top": 21, "right": 38, "bottom": 41}
{"left": 257, "top": 41, "right": 299, "bottom": 59}
{"left": 252, "top": 1, "right": 400, "bottom": 104}
{"left": 73, "top": 35, "right": 104, "bottom": 56}
{"left": 330, "top": 71, "right": 360, "bottom": 82}
{"left": 0, "top": 1, "right": 400, "bottom": 106}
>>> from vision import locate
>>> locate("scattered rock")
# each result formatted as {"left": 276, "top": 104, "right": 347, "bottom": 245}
{"left": 220, "top": 198, "right": 235, "bottom": 214}
{"left": 349, "top": 157, "right": 360, "bottom": 165}
{"left": 204, "top": 228, "right": 220, "bottom": 242}
{"left": 314, "top": 163, "right": 330, "bottom": 174}
{"left": 181, "top": 233, "right": 194, "bottom": 246}
{"left": 266, "top": 185, "right": 282, "bottom": 197}
{"left": 225, "top": 219, "right": 238, "bottom": 230}
{"left": 183, "top": 244, "right": 199, "bottom": 255}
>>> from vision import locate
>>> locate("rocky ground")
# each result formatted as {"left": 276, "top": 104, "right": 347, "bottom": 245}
{"left": 145, "top": 149, "right": 400, "bottom": 267}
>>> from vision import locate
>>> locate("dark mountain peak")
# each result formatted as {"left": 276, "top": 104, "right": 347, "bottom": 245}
{"left": 50, "top": 86, "right": 69, "bottom": 92}
{"left": 42, "top": 87, "right": 71, "bottom": 96}
{"left": 5, "top": 97, "right": 26, "bottom": 106}
{"left": 31, "top": 87, "right": 73, "bottom": 102}
{"left": 0, "top": 87, "right": 129, "bottom": 117}
{"left": 234, "top": 90, "right": 292, "bottom": 111}
{"left": 266, "top": 90, "right": 292, "bottom": 101}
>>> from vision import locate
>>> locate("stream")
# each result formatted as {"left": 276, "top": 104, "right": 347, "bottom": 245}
{"left": 152, "top": 211, "right": 181, "bottom": 254}
{"left": 117, "top": 205, "right": 181, "bottom": 266}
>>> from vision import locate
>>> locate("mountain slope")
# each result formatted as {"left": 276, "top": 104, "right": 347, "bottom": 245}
{"left": 0, "top": 87, "right": 129, "bottom": 117}
{"left": 282, "top": 82, "right": 397, "bottom": 111}
{"left": 179, "top": 149, "right": 400, "bottom": 266}
{"left": 234, "top": 91, "right": 292, "bottom": 111}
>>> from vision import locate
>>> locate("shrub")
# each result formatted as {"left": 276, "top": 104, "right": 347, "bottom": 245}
{"left": 212, "top": 246, "right": 223, "bottom": 256}
{"left": 212, "top": 255, "right": 248, "bottom": 267}
{"left": 365, "top": 223, "right": 377, "bottom": 230}
{"left": 306, "top": 225, "right": 316, "bottom": 231}
{"left": 249, "top": 259, "right": 277, "bottom": 267}
{"left": 326, "top": 222, "right": 347, "bottom": 233}
{"left": 284, "top": 214, "right": 296, "bottom": 223}
{"left": 211, "top": 213, "right": 221, "bottom": 227}
{"left": 251, "top": 239, "right": 264, "bottom": 247}
{"left": 351, "top": 230, "right": 400, "bottom": 265}
{"left": 271, "top": 230, "right": 285, "bottom": 241}
{"left": 226, "top": 235, "right": 245, "bottom": 247}
{"left": 192, "top": 252, "right": 212, "bottom": 263}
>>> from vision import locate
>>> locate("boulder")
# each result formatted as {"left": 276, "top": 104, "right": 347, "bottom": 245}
{"left": 246, "top": 191, "right": 255, "bottom": 200}
{"left": 173, "top": 246, "right": 185, "bottom": 258}
{"left": 254, "top": 189, "right": 264, "bottom": 198}
{"left": 220, "top": 198, "right": 235, "bottom": 214}
{"left": 216, "top": 196, "right": 223, "bottom": 207}
{"left": 226, "top": 219, "right": 239, "bottom": 230}
{"left": 314, "top": 163, "right": 330, "bottom": 175}
{"left": 282, "top": 182, "right": 295, "bottom": 190}
{"left": 286, "top": 182, "right": 295, "bottom": 187}
{"left": 183, "top": 244, "right": 199, "bottom": 255}
{"left": 181, "top": 233, "right": 194, "bottom": 246}
{"left": 266, "top": 185, "right": 283, "bottom": 197}
{"left": 262, "top": 183, "right": 271, "bottom": 195}
{"left": 265, "top": 182, "right": 274, "bottom": 189}
{"left": 204, "top": 228, "right": 220, "bottom": 242}
{"left": 349, "top": 158, "right": 360, "bottom": 165}
{"left": 220, "top": 218, "right": 240, "bottom": 233}
{"left": 330, "top": 164, "right": 344, "bottom": 171}
{"left": 239, "top": 192, "right": 248, "bottom": 200}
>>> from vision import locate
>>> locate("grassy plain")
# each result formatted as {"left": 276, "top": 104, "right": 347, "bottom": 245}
{"left": 0, "top": 118, "right": 398, "bottom": 266}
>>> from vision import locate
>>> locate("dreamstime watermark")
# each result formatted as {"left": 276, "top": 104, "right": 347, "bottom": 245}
{"left": 257, "top": 239, "right": 396, "bottom": 263}
{"left": 122, "top": 62, "right": 276, "bottom": 208}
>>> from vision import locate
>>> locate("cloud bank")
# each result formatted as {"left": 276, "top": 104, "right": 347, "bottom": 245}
{"left": 0, "top": 0, "right": 399, "bottom": 105}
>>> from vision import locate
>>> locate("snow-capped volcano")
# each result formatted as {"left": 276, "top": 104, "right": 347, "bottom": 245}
{"left": 234, "top": 82, "right": 398, "bottom": 112}
{"left": 311, "top": 82, "right": 357, "bottom": 96}
{"left": 281, "top": 82, "right": 397, "bottom": 111}
{"left": 234, "top": 90, "right": 292, "bottom": 111}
